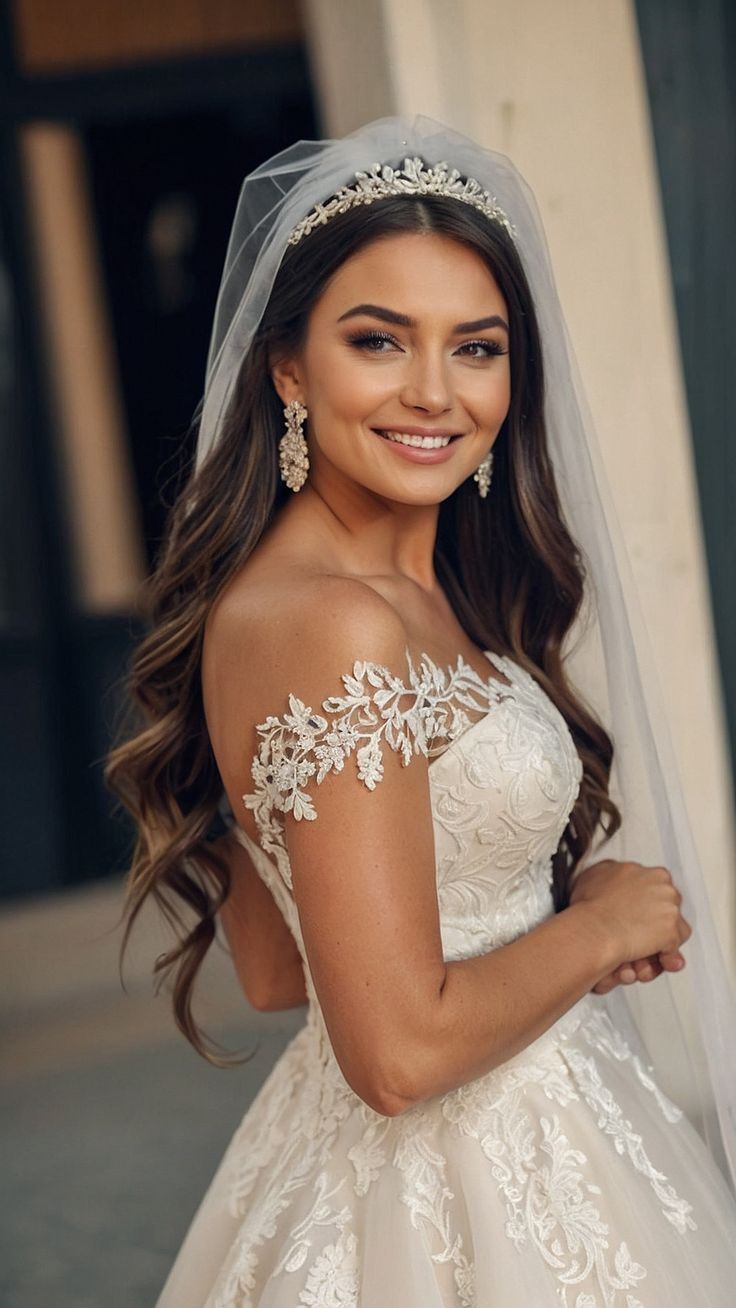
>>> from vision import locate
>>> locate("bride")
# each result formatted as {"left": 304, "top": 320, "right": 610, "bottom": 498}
{"left": 106, "top": 116, "right": 736, "bottom": 1305}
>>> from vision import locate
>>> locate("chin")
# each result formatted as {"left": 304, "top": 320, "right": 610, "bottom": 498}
{"left": 372, "top": 479, "right": 460, "bottom": 507}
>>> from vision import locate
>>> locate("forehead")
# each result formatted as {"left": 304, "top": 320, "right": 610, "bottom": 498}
{"left": 313, "top": 230, "right": 505, "bottom": 316}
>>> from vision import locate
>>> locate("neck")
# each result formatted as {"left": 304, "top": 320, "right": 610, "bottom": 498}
{"left": 278, "top": 472, "right": 441, "bottom": 594}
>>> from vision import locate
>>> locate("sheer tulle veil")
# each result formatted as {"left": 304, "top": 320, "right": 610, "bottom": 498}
{"left": 192, "top": 114, "right": 736, "bottom": 1192}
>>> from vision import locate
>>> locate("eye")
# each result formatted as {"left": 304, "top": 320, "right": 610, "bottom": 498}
{"left": 346, "top": 329, "right": 401, "bottom": 353}
{"left": 456, "top": 339, "right": 508, "bottom": 359}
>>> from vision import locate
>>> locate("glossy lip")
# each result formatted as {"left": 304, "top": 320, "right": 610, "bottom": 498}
{"left": 371, "top": 426, "right": 463, "bottom": 464}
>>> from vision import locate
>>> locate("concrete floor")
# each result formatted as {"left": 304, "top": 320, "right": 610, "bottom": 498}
{"left": 0, "top": 879, "right": 306, "bottom": 1307}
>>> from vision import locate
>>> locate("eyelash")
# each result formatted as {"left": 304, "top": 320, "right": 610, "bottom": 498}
{"left": 346, "top": 329, "right": 508, "bottom": 359}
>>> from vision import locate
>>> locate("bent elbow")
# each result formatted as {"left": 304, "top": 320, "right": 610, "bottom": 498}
{"left": 344, "top": 1055, "right": 421, "bottom": 1118}
{"left": 240, "top": 962, "right": 308, "bottom": 1012}
{"left": 244, "top": 985, "right": 275, "bottom": 1012}
{"left": 246, "top": 984, "right": 307, "bottom": 1013}
{"left": 247, "top": 991, "right": 287, "bottom": 1013}
{"left": 241, "top": 978, "right": 296, "bottom": 1012}
{"left": 332, "top": 1011, "right": 442, "bottom": 1118}
{"left": 352, "top": 1078, "right": 416, "bottom": 1118}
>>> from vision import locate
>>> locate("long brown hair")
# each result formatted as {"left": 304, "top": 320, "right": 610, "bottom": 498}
{"left": 105, "top": 194, "right": 620, "bottom": 1060}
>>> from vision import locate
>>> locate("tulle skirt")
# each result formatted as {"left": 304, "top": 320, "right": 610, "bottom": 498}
{"left": 156, "top": 993, "right": 736, "bottom": 1306}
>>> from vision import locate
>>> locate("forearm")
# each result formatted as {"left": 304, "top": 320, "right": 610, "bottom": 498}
{"left": 388, "top": 902, "right": 618, "bottom": 1111}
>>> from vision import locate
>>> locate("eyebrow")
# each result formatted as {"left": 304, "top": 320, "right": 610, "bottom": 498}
{"left": 336, "top": 303, "right": 509, "bottom": 334}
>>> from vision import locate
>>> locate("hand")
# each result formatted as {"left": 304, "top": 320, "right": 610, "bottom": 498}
{"left": 591, "top": 949, "right": 686, "bottom": 995}
{"left": 569, "top": 858, "right": 690, "bottom": 983}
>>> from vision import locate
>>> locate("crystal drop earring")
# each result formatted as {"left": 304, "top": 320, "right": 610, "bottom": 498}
{"left": 473, "top": 449, "right": 494, "bottom": 498}
{"left": 279, "top": 399, "right": 309, "bottom": 492}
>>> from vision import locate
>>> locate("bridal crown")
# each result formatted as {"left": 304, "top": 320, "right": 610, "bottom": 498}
{"left": 286, "top": 156, "right": 516, "bottom": 247}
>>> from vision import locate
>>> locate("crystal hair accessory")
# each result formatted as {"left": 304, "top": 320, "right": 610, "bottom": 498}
{"left": 286, "top": 156, "right": 516, "bottom": 248}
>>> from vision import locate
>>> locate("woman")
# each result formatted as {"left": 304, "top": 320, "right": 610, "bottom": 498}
{"left": 107, "top": 116, "right": 736, "bottom": 1305}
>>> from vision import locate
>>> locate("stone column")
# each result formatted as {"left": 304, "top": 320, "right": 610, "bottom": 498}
{"left": 303, "top": 0, "right": 735, "bottom": 968}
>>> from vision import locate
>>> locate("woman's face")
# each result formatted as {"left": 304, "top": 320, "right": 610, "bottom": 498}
{"left": 273, "top": 231, "right": 511, "bottom": 506}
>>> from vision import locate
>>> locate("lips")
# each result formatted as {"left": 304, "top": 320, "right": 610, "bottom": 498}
{"left": 369, "top": 428, "right": 462, "bottom": 464}
{"left": 372, "top": 429, "right": 464, "bottom": 451}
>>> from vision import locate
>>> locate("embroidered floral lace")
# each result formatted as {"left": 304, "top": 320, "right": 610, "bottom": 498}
{"left": 156, "top": 649, "right": 736, "bottom": 1308}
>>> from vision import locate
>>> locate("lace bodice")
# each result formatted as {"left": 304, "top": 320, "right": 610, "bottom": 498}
{"left": 237, "top": 648, "right": 583, "bottom": 964}
{"left": 155, "top": 647, "right": 734, "bottom": 1308}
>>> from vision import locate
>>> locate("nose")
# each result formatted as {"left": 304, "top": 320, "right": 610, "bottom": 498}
{"left": 399, "top": 348, "right": 453, "bottom": 414}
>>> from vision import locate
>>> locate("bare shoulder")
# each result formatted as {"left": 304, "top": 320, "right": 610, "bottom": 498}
{"left": 204, "top": 569, "right": 411, "bottom": 727}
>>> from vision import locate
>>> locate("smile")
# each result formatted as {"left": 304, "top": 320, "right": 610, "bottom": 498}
{"left": 374, "top": 430, "right": 459, "bottom": 448}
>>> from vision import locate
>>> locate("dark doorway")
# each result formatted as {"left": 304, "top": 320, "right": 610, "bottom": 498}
{"left": 0, "top": 34, "right": 317, "bottom": 899}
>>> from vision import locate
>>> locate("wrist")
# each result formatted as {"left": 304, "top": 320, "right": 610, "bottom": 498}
{"left": 566, "top": 900, "right": 623, "bottom": 981}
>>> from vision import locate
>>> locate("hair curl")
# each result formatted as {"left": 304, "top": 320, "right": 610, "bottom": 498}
{"left": 105, "top": 193, "right": 620, "bottom": 1061}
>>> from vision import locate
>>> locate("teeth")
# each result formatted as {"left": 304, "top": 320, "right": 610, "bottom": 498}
{"left": 380, "top": 431, "right": 453, "bottom": 448}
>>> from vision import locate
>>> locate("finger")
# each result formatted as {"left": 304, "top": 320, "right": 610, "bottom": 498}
{"left": 632, "top": 957, "right": 660, "bottom": 982}
{"left": 658, "top": 950, "right": 686, "bottom": 972}
{"left": 618, "top": 965, "right": 637, "bottom": 984}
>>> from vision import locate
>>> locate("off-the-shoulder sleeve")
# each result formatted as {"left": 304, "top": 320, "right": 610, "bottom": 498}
{"left": 240, "top": 650, "right": 493, "bottom": 864}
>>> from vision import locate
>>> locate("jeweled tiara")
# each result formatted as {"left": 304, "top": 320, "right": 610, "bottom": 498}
{"left": 286, "top": 156, "right": 516, "bottom": 247}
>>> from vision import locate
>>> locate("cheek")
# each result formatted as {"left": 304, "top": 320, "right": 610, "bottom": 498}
{"left": 497, "top": 375, "right": 512, "bottom": 419}
{"left": 308, "top": 348, "right": 389, "bottom": 420}
{"left": 471, "top": 368, "right": 511, "bottom": 427}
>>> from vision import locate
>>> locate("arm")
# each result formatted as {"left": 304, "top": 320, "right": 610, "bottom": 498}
{"left": 298, "top": 761, "right": 687, "bottom": 1116}
{"left": 214, "top": 828, "right": 307, "bottom": 1012}
{"left": 218, "top": 579, "right": 688, "bottom": 1115}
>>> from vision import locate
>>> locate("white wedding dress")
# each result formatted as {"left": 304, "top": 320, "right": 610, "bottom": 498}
{"left": 156, "top": 649, "right": 736, "bottom": 1306}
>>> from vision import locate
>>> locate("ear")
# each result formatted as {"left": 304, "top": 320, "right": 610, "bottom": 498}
{"left": 270, "top": 353, "right": 306, "bottom": 409}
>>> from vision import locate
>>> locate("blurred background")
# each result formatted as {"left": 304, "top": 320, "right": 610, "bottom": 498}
{"left": 1, "top": 1, "right": 734, "bottom": 1304}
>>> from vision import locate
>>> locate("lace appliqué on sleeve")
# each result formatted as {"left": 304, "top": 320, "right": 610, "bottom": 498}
{"left": 241, "top": 648, "right": 501, "bottom": 863}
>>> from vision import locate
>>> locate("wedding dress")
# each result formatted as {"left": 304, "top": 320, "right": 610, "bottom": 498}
{"left": 156, "top": 647, "right": 736, "bottom": 1307}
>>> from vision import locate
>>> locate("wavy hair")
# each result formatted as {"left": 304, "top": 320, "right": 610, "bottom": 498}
{"left": 105, "top": 194, "right": 621, "bottom": 1060}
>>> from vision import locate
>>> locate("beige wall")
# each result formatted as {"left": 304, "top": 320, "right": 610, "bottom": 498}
{"left": 305, "top": 0, "right": 736, "bottom": 965}
{"left": 22, "top": 123, "right": 147, "bottom": 612}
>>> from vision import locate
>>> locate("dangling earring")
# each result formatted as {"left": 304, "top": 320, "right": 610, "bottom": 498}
{"left": 279, "top": 399, "right": 309, "bottom": 492}
{"left": 473, "top": 449, "right": 494, "bottom": 498}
